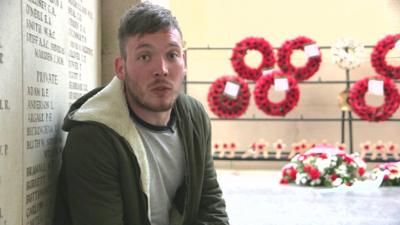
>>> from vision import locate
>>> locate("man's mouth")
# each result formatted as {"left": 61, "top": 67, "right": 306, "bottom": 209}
{"left": 152, "top": 86, "right": 172, "bottom": 95}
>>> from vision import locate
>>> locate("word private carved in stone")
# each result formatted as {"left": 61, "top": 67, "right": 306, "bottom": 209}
{"left": 36, "top": 71, "right": 58, "bottom": 85}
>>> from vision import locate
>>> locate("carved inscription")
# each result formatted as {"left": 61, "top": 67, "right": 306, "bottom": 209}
{"left": 67, "top": 0, "right": 94, "bottom": 104}
{"left": 0, "top": 100, "right": 10, "bottom": 110}
{"left": 0, "top": 144, "right": 9, "bottom": 157}
{"left": 0, "top": 207, "right": 7, "bottom": 225}
{"left": 0, "top": 40, "right": 3, "bottom": 64}
{"left": 0, "top": 37, "right": 9, "bottom": 161}
{"left": 24, "top": 157, "right": 57, "bottom": 224}
{"left": 36, "top": 71, "right": 58, "bottom": 85}
{"left": 24, "top": 1, "right": 67, "bottom": 224}
{"left": 0, "top": 0, "right": 95, "bottom": 224}
{"left": 19, "top": 0, "right": 96, "bottom": 224}
{"left": 25, "top": 0, "right": 64, "bottom": 67}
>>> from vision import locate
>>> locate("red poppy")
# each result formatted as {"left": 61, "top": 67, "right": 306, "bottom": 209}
{"left": 384, "top": 174, "right": 389, "bottom": 181}
{"left": 344, "top": 156, "right": 354, "bottom": 164}
{"left": 319, "top": 153, "right": 328, "bottom": 159}
{"left": 330, "top": 173, "right": 338, "bottom": 181}
{"left": 358, "top": 167, "right": 366, "bottom": 176}
{"left": 309, "top": 167, "right": 321, "bottom": 180}
{"left": 280, "top": 178, "right": 289, "bottom": 184}
{"left": 288, "top": 168, "right": 297, "bottom": 180}
{"left": 303, "top": 164, "right": 312, "bottom": 173}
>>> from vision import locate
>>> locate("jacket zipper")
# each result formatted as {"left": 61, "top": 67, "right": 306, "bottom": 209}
{"left": 177, "top": 119, "right": 190, "bottom": 224}
{"left": 123, "top": 138, "right": 152, "bottom": 225}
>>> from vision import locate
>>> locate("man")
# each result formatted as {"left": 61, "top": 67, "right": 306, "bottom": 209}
{"left": 53, "top": 2, "right": 229, "bottom": 225}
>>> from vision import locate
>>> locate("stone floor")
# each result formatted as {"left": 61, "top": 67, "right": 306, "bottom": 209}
{"left": 216, "top": 170, "right": 400, "bottom": 225}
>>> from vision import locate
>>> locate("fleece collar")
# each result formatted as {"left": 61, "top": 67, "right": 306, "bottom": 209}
{"left": 70, "top": 76, "right": 151, "bottom": 211}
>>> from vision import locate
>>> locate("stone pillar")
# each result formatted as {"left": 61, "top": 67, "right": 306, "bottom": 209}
{"left": 101, "top": 0, "right": 140, "bottom": 84}
{"left": 0, "top": 0, "right": 100, "bottom": 224}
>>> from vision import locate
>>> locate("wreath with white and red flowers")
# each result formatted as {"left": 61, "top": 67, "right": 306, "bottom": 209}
{"left": 348, "top": 75, "right": 400, "bottom": 122}
{"left": 371, "top": 34, "right": 400, "bottom": 80}
{"left": 207, "top": 75, "right": 250, "bottom": 118}
{"left": 277, "top": 36, "right": 322, "bottom": 81}
{"left": 231, "top": 37, "right": 275, "bottom": 81}
{"left": 253, "top": 71, "right": 300, "bottom": 116}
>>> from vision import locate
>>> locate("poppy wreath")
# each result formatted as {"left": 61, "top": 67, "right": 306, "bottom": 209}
{"left": 348, "top": 75, "right": 400, "bottom": 122}
{"left": 371, "top": 34, "right": 400, "bottom": 79}
{"left": 231, "top": 37, "right": 275, "bottom": 81}
{"left": 253, "top": 71, "right": 300, "bottom": 116}
{"left": 207, "top": 75, "right": 251, "bottom": 118}
{"left": 277, "top": 36, "right": 322, "bottom": 81}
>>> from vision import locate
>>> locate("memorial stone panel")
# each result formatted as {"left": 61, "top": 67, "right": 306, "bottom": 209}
{"left": 0, "top": 1, "right": 24, "bottom": 225}
{"left": 0, "top": 0, "right": 99, "bottom": 224}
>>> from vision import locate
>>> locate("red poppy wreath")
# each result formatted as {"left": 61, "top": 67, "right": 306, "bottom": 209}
{"left": 231, "top": 37, "right": 275, "bottom": 81}
{"left": 207, "top": 75, "right": 250, "bottom": 118}
{"left": 254, "top": 71, "right": 300, "bottom": 116}
{"left": 348, "top": 75, "right": 400, "bottom": 122}
{"left": 371, "top": 34, "right": 400, "bottom": 80}
{"left": 277, "top": 36, "right": 322, "bottom": 81}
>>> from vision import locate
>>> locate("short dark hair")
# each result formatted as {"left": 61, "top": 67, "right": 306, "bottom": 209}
{"left": 118, "top": 2, "right": 182, "bottom": 58}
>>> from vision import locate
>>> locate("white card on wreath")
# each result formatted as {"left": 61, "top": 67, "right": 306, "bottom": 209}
{"left": 223, "top": 81, "right": 240, "bottom": 99}
{"left": 262, "top": 68, "right": 274, "bottom": 76}
{"left": 304, "top": 44, "right": 320, "bottom": 58}
{"left": 368, "top": 79, "right": 384, "bottom": 96}
{"left": 395, "top": 39, "right": 400, "bottom": 50}
{"left": 274, "top": 77, "right": 289, "bottom": 92}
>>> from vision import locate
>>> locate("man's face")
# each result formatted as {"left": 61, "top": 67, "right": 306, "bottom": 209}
{"left": 116, "top": 28, "right": 186, "bottom": 113}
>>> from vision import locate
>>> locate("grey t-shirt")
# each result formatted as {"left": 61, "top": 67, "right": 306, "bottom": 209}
{"left": 131, "top": 111, "right": 185, "bottom": 225}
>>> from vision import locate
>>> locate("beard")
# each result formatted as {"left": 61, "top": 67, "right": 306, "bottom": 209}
{"left": 123, "top": 70, "right": 182, "bottom": 113}
{"left": 127, "top": 85, "right": 177, "bottom": 113}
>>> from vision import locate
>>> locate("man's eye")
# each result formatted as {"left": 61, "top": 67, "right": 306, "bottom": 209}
{"left": 167, "top": 52, "right": 179, "bottom": 59}
{"left": 138, "top": 55, "right": 150, "bottom": 61}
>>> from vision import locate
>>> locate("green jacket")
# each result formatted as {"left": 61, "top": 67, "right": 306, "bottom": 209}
{"left": 54, "top": 77, "right": 229, "bottom": 225}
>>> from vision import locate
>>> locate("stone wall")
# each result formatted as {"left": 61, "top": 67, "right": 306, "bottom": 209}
{"left": 0, "top": 0, "right": 100, "bottom": 224}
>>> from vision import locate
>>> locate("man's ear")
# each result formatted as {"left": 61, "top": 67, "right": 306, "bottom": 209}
{"left": 114, "top": 56, "right": 125, "bottom": 80}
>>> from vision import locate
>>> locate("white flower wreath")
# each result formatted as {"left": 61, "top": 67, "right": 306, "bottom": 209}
{"left": 331, "top": 37, "right": 365, "bottom": 70}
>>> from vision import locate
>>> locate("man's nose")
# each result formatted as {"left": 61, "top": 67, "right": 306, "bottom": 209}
{"left": 153, "top": 57, "right": 168, "bottom": 77}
